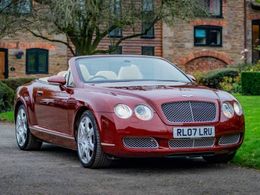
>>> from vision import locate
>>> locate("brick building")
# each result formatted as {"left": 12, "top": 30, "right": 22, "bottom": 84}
{"left": 0, "top": 0, "right": 260, "bottom": 79}
{"left": 164, "top": 0, "right": 260, "bottom": 73}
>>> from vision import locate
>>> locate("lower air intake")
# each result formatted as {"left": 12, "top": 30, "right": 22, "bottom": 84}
{"left": 169, "top": 138, "right": 215, "bottom": 149}
{"left": 218, "top": 134, "right": 240, "bottom": 145}
{"left": 123, "top": 137, "right": 159, "bottom": 149}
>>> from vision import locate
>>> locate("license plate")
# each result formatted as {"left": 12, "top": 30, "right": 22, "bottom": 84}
{"left": 173, "top": 126, "right": 215, "bottom": 138}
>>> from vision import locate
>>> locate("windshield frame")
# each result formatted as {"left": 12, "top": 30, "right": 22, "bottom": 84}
{"left": 75, "top": 55, "right": 192, "bottom": 84}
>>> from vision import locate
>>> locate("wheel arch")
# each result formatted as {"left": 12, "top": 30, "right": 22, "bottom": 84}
{"left": 73, "top": 106, "right": 103, "bottom": 140}
{"left": 14, "top": 99, "right": 26, "bottom": 123}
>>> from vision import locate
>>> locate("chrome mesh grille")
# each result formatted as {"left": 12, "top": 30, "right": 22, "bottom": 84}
{"left": 169, "top": 138, "right": 215, "bottom": 149}
{"left": 123, "top": 137, "right": 158, "bottom": 149}
{"left": 219, "top": 134, "right": 240, "bottom": 145}
{"left": 161, "top": 101, "right": 216, "bottom": 123}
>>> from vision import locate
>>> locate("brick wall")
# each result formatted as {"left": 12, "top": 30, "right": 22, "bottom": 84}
{"left": 163, "top": 0, "right": 245, "bottom": 73}
{"left": 97, "top": 21, "right": 162, "bottom": 56}
{"left": 67, "top": 21, "right": 163, "bottom": 58}
{"left": 0, "top": 31, "right": 68, "bottom": 79}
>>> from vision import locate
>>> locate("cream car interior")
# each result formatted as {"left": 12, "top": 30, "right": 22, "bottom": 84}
{"left": 95, "top": 71, "right": 117, "bottom": 80}
{"left": 118, "top": 64, "right": 143, "bottom": 80}
{"left": 39, "top": 63, "right": 144, "bottom": 83}
{"left": 79, "top": 64, "right": 92, "bottom": 81}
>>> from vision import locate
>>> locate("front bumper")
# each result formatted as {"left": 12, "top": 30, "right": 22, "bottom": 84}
{"left": 96, "top": 112, "right": 245, "bottom": 158}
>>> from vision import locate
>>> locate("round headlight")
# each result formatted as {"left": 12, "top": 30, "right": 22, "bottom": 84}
{"left": 134, "top": 105, "right": 153, "bottom": 121}
{"left": 234, "top": 102, "right": 243, "bottom": 116}
{"left": 114, "top": 104, "right": 132, "bottom": 119}
{"left": 222, "top": 102, "right": 234, "bottom": 119}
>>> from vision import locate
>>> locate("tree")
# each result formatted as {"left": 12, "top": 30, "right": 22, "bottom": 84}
{"left": 7, "top": 0, "right": 207, "bottom": 55}
{"left": 0, "top": 0, "right": 30, "bottom": 38}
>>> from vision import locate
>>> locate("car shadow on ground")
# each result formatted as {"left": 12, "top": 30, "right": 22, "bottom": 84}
{"left": 40, "top": 143, "right": 227, "bottom": 171}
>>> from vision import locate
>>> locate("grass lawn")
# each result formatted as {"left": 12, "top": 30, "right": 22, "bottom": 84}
{"left": 0, "top": 95, "right": 259, "bottom": 169}
{"left": 0, "top": 111, "right": 14, "bottom": 123}
{"left": 232, "top": 95, "right": 260, "bottom": 169}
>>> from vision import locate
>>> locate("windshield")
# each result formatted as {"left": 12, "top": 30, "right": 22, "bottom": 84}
{"left": 76, "top": 56, "right": 191, "bottom": 83}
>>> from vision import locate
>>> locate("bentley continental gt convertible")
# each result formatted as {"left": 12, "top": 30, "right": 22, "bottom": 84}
{"left": 15, "top": 55, "right": 245, "bottom": 168}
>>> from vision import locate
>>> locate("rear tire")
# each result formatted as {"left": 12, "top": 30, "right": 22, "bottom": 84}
{"left": 15, "top": 105, "right": 42, "bottom": 150}
{"left": 76, "top": 111, "right": 111, "bottom": 168}
{"left": 203, "top": 151, "right": 236, "bottom": 164}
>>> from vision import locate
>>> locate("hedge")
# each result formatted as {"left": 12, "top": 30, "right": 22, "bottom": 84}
{"left": 241, "top": 72, "right": 260, "bottom": 95}
{"left": 1, "top": 78, "right": 35, "bottom": 91}
{"left": 0, "top": 81, "right": 15, "bottom": 113}
{"left": 200, "top": 68, "right": 239, "bottom": 89}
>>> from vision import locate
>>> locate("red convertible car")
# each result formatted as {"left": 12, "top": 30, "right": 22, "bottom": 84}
{"left": 15, "top": 55, "right": 245, "bottom": 168}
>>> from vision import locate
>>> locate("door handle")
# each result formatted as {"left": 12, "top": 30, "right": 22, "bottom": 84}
{"left": 37, "top": 91, "right": 43, "bottom": 96}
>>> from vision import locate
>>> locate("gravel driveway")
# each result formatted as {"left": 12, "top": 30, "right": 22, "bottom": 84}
{"left": 0, "top": 123, "right": 260, "bottom": 195}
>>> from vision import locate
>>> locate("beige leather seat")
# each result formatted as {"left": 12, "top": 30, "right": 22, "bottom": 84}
{"left": 118, "top": 64, "right": 143, "bottom": 80}
{"left": 95, "top": 71, "right": 117, "bottom": 80}
{"left": 57, "top": 71, "right": 68, "bottom": 77}
{"left": 79, "top": 64, "right": 91, "bottom": 81}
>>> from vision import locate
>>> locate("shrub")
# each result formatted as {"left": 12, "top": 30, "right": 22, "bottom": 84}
{"left": 200, "top": 68, "right": 239, "bottom": 89}
{"left": 2, "top": 78, "right": 35, "bottom": 91}
{"left": 241, "top": 72, "right": 260, "bottom": 95}
{"left": 219, "top": 76, "right": 242, "bottom": 94}
{"left": 0, "top": 81, "right": 15, "bottom": 113}
{"left": 233, "top": 63, "right": 260, "bottom": 72}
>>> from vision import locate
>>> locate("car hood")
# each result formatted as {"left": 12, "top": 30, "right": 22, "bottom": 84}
{"left": 94, "top": 82, "right": 220, "bottom": 103}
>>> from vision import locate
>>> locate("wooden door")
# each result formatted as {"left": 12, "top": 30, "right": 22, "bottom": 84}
{"left": 252, "top": 20, "right": 260, "bottom": 63}
{"left": 0, "top": 51, "right": 5, "bottom": 80}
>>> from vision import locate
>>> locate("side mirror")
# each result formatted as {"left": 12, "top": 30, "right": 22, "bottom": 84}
{"left": 187, "top": 74, "right": 196, "bottom": 82}
{"left": 48, "top": 75, "right": 66, "bottom": 86}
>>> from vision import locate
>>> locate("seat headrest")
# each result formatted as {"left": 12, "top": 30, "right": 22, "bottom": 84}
{"left": 95, "top": 71, "right": 117, "bottom": 80}
{"left": 79, "top": 64, "right": 91, "bottom": 81}
{"left": 118, "top": 64, "right": 143, "bottom": 80}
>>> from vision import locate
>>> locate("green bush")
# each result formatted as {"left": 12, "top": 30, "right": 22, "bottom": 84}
{"left": 200, "top": 68, "right": 239, "bottom": 89}
{"left": 1, "top": 78, "right": 35, "bottom": 91}
{"left": 233, "top": 63, "right": 260, "bottom": 72}
{"left": 241, "top": 72, "right": 260, "bottom": 95}
{"left": 0, "top": 81, "right": 15, "bottom": 113}
{"left": 219, "top": 76, "right": 242, "bottom": 93}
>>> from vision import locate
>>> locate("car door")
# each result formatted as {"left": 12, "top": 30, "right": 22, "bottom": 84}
{"left": 34, "top": 76, "right": 72, "bottom": 135}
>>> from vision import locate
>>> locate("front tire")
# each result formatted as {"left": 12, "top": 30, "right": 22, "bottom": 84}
{"left": 15, "top": 105, "right": 42, "bottom": 150}
{"left": 76, "top": 111, "right": 111, "bottom": 168}
{"left": 203, "top": 151, "right": 236, "bottom": 163}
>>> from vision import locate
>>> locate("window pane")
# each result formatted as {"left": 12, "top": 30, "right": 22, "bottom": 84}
{"left": 210, "top": 0, "right": 221, "bottom": 16}
{"left": 143, "top": 0, "right": 153, "bottom": 12}
{"left": 17, "top": 0, "right": 32, "bottom": 14}
{"left": 26, "top": 49, "right": 48, "bottom": 74}
{"left": 195, "top": 29, "right": 206, "bottom": 45}
{"left": 142, "top": 22, "right": 154, "bottom": 38}
{"left": 27, "top": 51, "right": 37, "bottom": 73}
{"left": 109, "top": 0, "right": 122, "bottom": 37}
{"left": 208, "top": 29, "right": 221, "bottom": 45}
{"left": 200, "top": 0, "right": 221, "bottom": 17}
{"left": 109, "top": 46, "right": 122, "bottom": 54}
{"left": 114, "top": 0, "right": 121, "bottom": 17}
{"left": 109, "top": 28, "right": 122, "bottom": 37}
{"left": 142, "top": 46, "right": 154, "bottom": 56}
{"left": 195, "top": 29, "right": 206, "bottom": 38}
{"left": 194, "top": 26, "right": 222, "bottom": 46}
{"left": 38, "top": 51, "right": 48, "bottom": 73}
{"left": 0, "top": 0, "right": 11, "bottom": 11}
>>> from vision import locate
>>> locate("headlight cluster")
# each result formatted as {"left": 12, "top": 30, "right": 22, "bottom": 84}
{"left": 222, "top": 101, "right": 243, "bottom": 118}
{"left": 114, "top": 104, "right": 132, "bottom": 119}
{"left": 114, "top": 104, "right": 153, "bottom": 120}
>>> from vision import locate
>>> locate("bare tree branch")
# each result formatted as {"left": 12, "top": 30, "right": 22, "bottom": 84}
{"left": 25, "top": 28, "right": 76, "bottom": 56}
